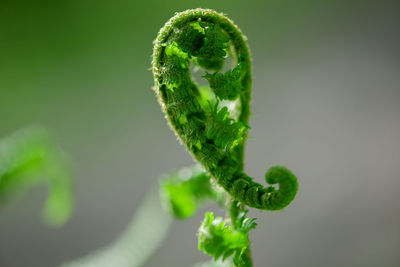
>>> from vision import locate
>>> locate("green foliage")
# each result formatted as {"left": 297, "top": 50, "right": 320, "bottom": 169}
{"left": 203, "top": 65, "right": 243, "bottom": 101}
{"left": 0, "top": 127, "right": 73, "bottom": 227}
{"left": 153, "top": 8, "right": 298, "bottom": 211}
{"left": 152, "top": 8, "right": 299, "bottom": 266}
{"left": 160, "top": 165, "right": 223, "bottom": 219}
{"left": 205, "top": 103, "right": 248, "bottom": 152}
{"left": 195, "top": 22, "right": 230, "bottom": 70}
{"left": 198, "top": 211, "right": 256, "bottom": 266}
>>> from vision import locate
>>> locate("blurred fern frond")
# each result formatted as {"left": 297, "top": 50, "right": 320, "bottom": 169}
{"left": 160, "top": 164, "right": 224, "bottom": 219}
{"left": 0, "top": 127, "right": 73, "bottom": 227}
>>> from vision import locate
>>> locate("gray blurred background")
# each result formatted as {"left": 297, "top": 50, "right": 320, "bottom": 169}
{"left": 0, "top": 0, "right": 399, "bottom": 266}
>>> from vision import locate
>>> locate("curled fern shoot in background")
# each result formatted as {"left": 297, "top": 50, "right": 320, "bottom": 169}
{"left": 0, "top": 127, "right": 73, "bottom": 227}
{"left": 152, "top": 8, "right": 299, "bottom": 266}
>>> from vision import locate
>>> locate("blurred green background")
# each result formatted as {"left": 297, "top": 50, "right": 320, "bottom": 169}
{"left": 1, "top": 0, "right": 399, "bottom": 266}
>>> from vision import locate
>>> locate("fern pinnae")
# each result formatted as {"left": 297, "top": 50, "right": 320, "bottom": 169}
{"left": 152, "top": 8, "right": 298, "bottom": 211}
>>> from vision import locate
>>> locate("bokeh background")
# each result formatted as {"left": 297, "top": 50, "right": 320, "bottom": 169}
{"left": 1, "top": 0, "right": 399, "bottom": 266}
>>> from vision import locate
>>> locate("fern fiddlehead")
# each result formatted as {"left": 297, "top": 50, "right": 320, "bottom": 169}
{"left": 152, "top": 9, "right": 298, "bottom": 211}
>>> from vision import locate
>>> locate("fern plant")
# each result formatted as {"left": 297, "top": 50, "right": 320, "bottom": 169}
{"left": 1, "top": 9, "right": 298, "bottom": 267}
{"left": 0, "top": 127, "right": 73, "bottom": 227}
{"left": 152, "top": 9, "right": 298, "bottom": 267}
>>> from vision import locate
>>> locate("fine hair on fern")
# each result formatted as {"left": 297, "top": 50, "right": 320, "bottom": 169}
{"left": 152, "top": 8, "right": 299, "bottom": 267}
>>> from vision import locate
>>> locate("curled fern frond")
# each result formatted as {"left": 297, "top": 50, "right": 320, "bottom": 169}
{"left": 0, "top": 127, "right": 73, "bottom": 227}
{"left": 152, "top": 9, "right": 298, "bottom": 211}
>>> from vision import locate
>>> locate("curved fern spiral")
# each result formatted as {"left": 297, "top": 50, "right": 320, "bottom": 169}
{"left": 152, "top": 9, "right": 298, "bottom": 211}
